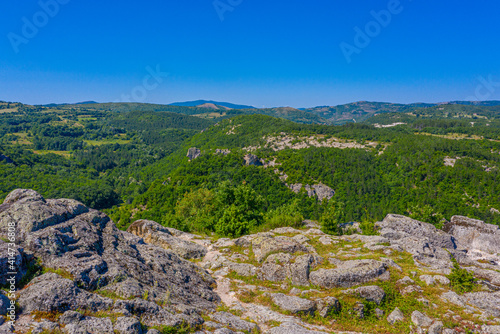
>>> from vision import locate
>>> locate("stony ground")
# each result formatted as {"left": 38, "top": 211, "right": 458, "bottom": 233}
{"left": 1, "top": 190, "right": 500, "bottom": 333}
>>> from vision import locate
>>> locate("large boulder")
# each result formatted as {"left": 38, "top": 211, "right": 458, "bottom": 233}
{"left": 252, "top": 235, "right": 308, "bottom": 262}
{"left": 444, "top": 215, "right": 500, "bottom": 254}
{"left": 0, "top": 189, "right": 220, "bottom": 326}
{"left": 259, "top": 253, "right": 319, "bottom": 286}
{"left": 127, "top": 220, "right": 207, "bottom": 259}
{"left": 376, "top": 214, "right": 458, "bottom": 272}
{"left": 343, "top": 285, "right": 386, "bottom": 305}
{"left": 186, "top": 147, "right": 201, "bottom": 160}
{"left": 271, "top": 293, "right": 316, "bottom": 315}
{"left": 17, "top": 273, "right": 113, "bottom": 313}
{"left": 243, "top": 154, "right": 263, "bottom": 166}
{"left": 267, "top": 322, "right": 329, "bottom": 334}
{"left": 287, "top": 184, "right": 335, "bottom": 201}
{"left": 376, "top": 214, "right": 456, "bottom": 250}
{"left": 209, "top": 312, "right": 259, "bottom": 333}
{"left": 309, "top": 259, "right": 389, "bottom": 288}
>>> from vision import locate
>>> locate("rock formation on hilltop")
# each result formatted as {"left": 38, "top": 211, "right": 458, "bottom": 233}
{"left": 1, "top": 189, "right": 500, "bottom": 333}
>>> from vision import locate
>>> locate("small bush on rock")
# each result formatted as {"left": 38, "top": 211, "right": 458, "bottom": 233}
{"left": 447, "top": 258, "right": 476, "bottom": 293}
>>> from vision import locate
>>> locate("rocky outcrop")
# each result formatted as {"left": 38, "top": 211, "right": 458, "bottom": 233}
{"left": 127, "top": 219, "right": 207, "bottom": 259}
{"left": 271, "top": 293, "right": 316, "bottom": 315}
{"left": 2, "top": 189, "right": 500, "bottom": 334}
{"left": 215, "top": 149, "right": 231, "bottom": 156}
{"left": 186, "top": 147, "right": 201, "bottom": 160}
{"left": 287, "top": 183, "right": 335, "bottom": 201}
{"left": 343, "top": 285, "right": 386, "bottom": 305}
{"left": 309, "top": 259, "right": 389, "bottom": 288}
{"left": 444, "top": 215, "right": 500, "bottom": 254}
{"left": 0, "top": 189, "right": 219, "bottom": 332}
{"left": 243, "top": 153, "right": 263, "bottom": 166}
{"left": 259, "top": 253, "right": 320, "bottom": 286}
{"left": 251, "top": 234, "right": 308, "bottom": 262}
{"left": 375, "top": 214, "right": 459, "bottom": 273}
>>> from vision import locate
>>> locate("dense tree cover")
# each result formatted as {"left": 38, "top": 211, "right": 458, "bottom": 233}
{"left": 0, "top": 106, "right": 211, "bottom": 209}
{"left": 2, "top": 102, "right": 500, "bottom": 237}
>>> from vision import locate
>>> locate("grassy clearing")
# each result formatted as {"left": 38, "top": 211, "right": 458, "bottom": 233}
{"left": 31, "top": 150, "right": 72, "bottom": 158}
{"left": 83, "top": 138, "right": 131, "bottom": 146}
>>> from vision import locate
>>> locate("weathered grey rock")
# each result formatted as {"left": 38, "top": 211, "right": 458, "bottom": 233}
{"left": 309, "top": 259, "right": 388, "bottom": 288}
{"left": 444, "top": 216, "right": 500, "bottom": 254}
{"left": 397, "top": 276, "right": 415, "bottom": 285}
{"left": 63, "top": 316, "right": 114, "bottom": 334}
{"left": 481, "top": 325, "right": 500, "bottom": 334}
{"left": 290, "top": 254, "right": 317, "bottom": 286}
{"left": 30, "top": 320, "right": 59, "bottom": 334}
{"left": 420, "top": 275, "right": 436, "bottom": 285}
{"left": 400, "top": 285, "right": 423, "bottom": 295}
{"left": 0, "top": 322, "right": 13, "bottom": 333}
{"left": 213, "top": 329, "right": 235, "bottom": 334}
{"left": 215, "top": 149, "right": 231, "bottom": 156}
{"left": 267, "top": 322, "right": 329, "bottom": 334}
{"left": 376, "top": 214, "right": 456, "bottom": 249}
{"left": 442, "top": 329, "right": 456, "bottom": 334}
{"left": 128, "top": 220, "right": 207, "bottom": 259}
{"left": 375, "top": 215, "right": 457, "bottom": 272}
{"left": 351, "top": 302, "right": 365, "bottom": 319}
{"left": 146, "top": 330, "right": 161, "bottom": 334}
{"left": 18, "top": 273, "right": 114, "bottom": 313}
{"left": 209, "top": 312, "right": 259, "bottom": 333}
{"left": 287, "top": 184, "right": 334, "bottom": 201}
{"left": 387, "top": 307, "right": 404, "bottom": 324}
{"left": 374, "top": 308, "right": 385, "bottom": 318}
{"left": 461, "top": 291, "right": 500, "bottom": 317}
{"left": 0, "top": 189, "right": 219, "bottom": 326}
{"left": 0, "top": 190, "right": 88, "bottom": 240}
{"left": 260, "top": 253, "right": 292, "bottom": 282}
{"left": 434, "top": 275, "right": 450, "bottom": 285}
{"left": 187, "top": 147, "right": 201, "bottom": 160}
{"left": 466, "top": 267, "right": 500, "bottom": 286}
{"left": 113, "top": 317, "right": 143, "bottom": 334}
{"left": 252, "top": 235, "right": 308, "bottom": 262}
{"left": 311, "top": 184, "right": 335, "bottom": 202}
{"left": 59, "top": 310, "right": 85, "bottom": 324}
{"left": 411, "top": 310, "right": 433, "bottom": 327}
{"left": 271, "top": 293, "right": 316, "bottom": 315}
{"left": 428, "top": 321, "right": 443, "bottom": 334}
{"left": 227, "top": 262, "right": 257, "bottom": 277}
{"left": 314, "top": 296, "right": 340, "bottom": 317}
{"left": 344, "top": 285, "right": 386, "bottom": 305}
{"left": 243, "top": 154, "right": 262, "bottom": 166}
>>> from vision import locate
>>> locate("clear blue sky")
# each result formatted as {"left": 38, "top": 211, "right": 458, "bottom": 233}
{"left": 1, "top": 0, "right": 499, "bottom": 108}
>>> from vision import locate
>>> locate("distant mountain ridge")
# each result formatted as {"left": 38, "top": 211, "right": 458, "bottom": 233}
{"left": 169, "top": 100, "right": 256, "bottom": 109}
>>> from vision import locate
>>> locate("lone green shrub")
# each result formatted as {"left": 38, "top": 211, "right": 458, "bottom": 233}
{"left": 447, "top": 257, "right": 476, "bottom": 293}
{"left": 320, "top": 199, "right": 344, "bottom": 235}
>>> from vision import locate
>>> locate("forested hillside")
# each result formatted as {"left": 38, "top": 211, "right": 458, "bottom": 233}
{"left": 1, "top": 101, "right": 500, "bottom": 239}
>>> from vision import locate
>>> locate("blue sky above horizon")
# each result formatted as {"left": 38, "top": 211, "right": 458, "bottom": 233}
{"left": 1, "top": 0, "right": 500, "bottom": 108}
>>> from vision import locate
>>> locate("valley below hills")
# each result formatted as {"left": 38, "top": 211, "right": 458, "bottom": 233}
{"left": 0, "top": 99, "right": 500, "bottom": 333}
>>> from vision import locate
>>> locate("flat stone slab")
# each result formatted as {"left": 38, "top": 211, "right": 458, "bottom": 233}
{"left": 309, "top": 259, "right": 389, "bottom": 288}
